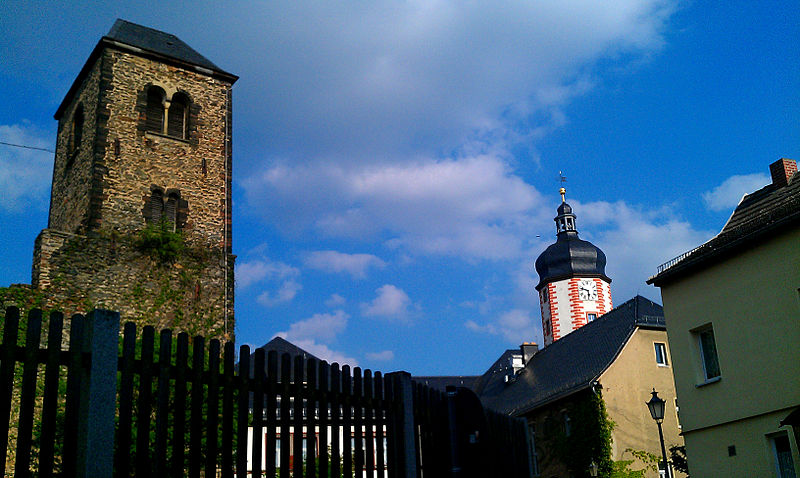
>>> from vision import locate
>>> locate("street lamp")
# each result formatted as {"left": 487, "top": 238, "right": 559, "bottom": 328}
{"left": 588, "top": 460, "right": 598, "bottom": 477}
{"left": 646, "top": 388, "right": 671, "bottom": 478}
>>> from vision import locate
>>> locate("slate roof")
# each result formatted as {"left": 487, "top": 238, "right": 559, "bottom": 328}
{"left": 238, "top": 336, "right": 321, "bottom": 381}
{"left": 56, "top": 19, "right": 236, "bottom": 119}
{"left": 105, "top": 19, "right": 229, "bottom": 75}
{"left": 649, "top": 168, "right": 799, "bottom": 286}
{"left": 476, "top": 296, "right": 665, "bottom": 416}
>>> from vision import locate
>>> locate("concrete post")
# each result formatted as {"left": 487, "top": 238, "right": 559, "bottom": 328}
{"left": 75, "top": 309, "right": 120, "bottom": 478}
{"left": 387, "top": 372, "right": 418, "bottom": 478}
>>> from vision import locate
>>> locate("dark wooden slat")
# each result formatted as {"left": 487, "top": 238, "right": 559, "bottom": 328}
{"left": 279, "top": 354, "right": 291, "bottom": 478}
{"left": 235, "top": 345, "right": 250, "bottom": 478}
{"left": 374, "top": 372, "right": 385, "bottom": 477}
{"left": 251, "top": 348, "right": 265, "bottom": 477}
{"left": 353, "top": 368, "right": 365, "bottom": 477}
{"left": 115, "top": 322, "right": 136, "bottom": 477}
{"left": 318, "top": 361, "right": 330, "bottom": 478}
{"left": 62, "top": 314, "right": 85, "bottom": 478}
{"left": 154, "top": 329, "right": 172, "bottom": 477}
{"left": 38, "top": 311, "right": 64, "bottom": 478}
{"left": 384, "top": 374, "right": 396, "bottom": 478}
{"left": 205, "top": 339, "right": 221, "bottom": 478}
{"left": 0, "top": 307, "right": 21, "bottom": 477}
{"left": 292, "top": 355, "right": 304, "bottom": 478}
{"left": 15, "top": 309, "right": 43, "bottom": 476}
{"left": 172, "top": 333, "right": 189, "bottom": 477}
{"left": 221, "top": 341, "right": 235, "bottom": 478}
{"left": 341, "top": 365, "right": 352, "bottom": 478}
{"left": 364, "top": 370, "right": 375, "bottom": 478}
{"left": 135, "top": 326, "right": 156, "bottom": 477}
{"left": 266, "top": 350, "right": 278, "bottom": 477}
{"left": 188, "top": 335, "right": 204, "bottom": 478}
{"left": 330, "top": 364, "right": 341, "bottom": 478}
{"left": 306, "top": 358, "right": 318, "bottom": 478}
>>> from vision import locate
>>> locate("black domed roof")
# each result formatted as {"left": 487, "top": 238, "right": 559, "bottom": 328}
{"left": 535, "top": 232, "right": 609, "bottom": 290}
{"left": 535, "top": 192, "right": 610, "bottom": 290}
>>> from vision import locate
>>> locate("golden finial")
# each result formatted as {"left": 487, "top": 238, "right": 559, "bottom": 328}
{"left": 560, "top": 187, "right": 566, "bottom": 202}
{"left": 558, "top": 171, "right": 567, "bottom": 202}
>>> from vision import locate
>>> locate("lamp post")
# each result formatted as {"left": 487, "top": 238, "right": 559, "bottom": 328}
{"left": 588, "top": 460, "right": 598, "bottom": 477}
{"left": 646, "top": 388, "right": 671, "bottom": 478}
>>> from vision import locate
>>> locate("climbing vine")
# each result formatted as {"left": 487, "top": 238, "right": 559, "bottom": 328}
{"left": 549, "top": 389, "right": 615, "bottom": 477}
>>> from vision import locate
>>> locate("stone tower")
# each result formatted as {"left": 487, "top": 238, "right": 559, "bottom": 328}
{"left": 534, "top": 188, "right": 612, "bottom": 346}
{"left": 32, "top": 20, "right": 237, "bottom": 339}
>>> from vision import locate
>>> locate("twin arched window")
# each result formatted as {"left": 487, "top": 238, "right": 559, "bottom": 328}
{"left": 145, "top": 86, "right": 190, "bottom": 140}
{"left": 147, "top": 187, "right": 187, "bottom": 231}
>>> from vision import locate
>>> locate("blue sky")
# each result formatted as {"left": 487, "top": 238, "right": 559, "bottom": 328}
{"left": 1, "top": 1, "right": 798, "bottom": 375}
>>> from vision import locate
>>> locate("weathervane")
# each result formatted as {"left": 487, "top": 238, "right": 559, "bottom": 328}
{"left": 558, "top": 171, "right": 567, "bottom": 202}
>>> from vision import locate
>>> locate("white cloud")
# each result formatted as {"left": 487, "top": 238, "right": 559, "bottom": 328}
{"left": 223, "top": 1, "right": 675, "bottom": 161}
{"left": 257, "top": 279, "right": 302, "bottom": 306}
{"left": 279, "top": 310, "right": 348, "bottom": 343}
{"left": 281, "top": 339, "right": 359, "bottom": 367}
{"left": 237, "top": 258, "right": 299, "bottom": 289}
{"left": 237, "top": 257, "right": 303, "bottom": 306}
{"left": 325, "top": 293, "right": 346, "bottom": 308}
{"left": 244, "top": 155, "right": 546, "bottom": 260}
{"left": 361, "top": 284, "right": 413, "bottom": 320}
{"left": 365, "top": 350, "right": 394, "bottom": 362}
{"left": 702, "top": 173, "right": 770, "bottom": 212}
{"left": 304, "top": 250, "right": 386, "bottom": 279}
{"left": 275, "top": 310, "right": 358, "bottom": 366}
{"left": 0, "top": 123, "right": 54, "bottom": 211}
{"left": 465, "top": 308, "right": 538, "bottom": 344}
{"left": 577, "top": 200, "right": 714, "bottom": 302}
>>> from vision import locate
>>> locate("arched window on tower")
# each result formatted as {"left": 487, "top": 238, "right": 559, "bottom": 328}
{"left": 147, "top": 188, "right": 164, "bottom": 224}
{"left": 165, "top": 191, "right": 179, "bottom": 231}
{"left": 167, "top": 92, "right": 190, "bottom": 139}
{"left": 145, "top": 86, "right": 166, "bottom": 134}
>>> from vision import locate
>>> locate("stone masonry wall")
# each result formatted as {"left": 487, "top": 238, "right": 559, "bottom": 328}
{"left": 33, "top": 45, "right": 235, "bottom": 340}
{"left": 48, "top": 56, "right": 102, "bottom": 233}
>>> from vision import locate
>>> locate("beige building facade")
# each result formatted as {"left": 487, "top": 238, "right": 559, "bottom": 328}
{"left": 649, "top": 158, "right": 800, "bottom": 478}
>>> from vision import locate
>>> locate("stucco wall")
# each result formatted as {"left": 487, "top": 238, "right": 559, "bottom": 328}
{"left": 601, "top": 327, "right": 684, "bottom": 477}
{"left": 658, "top": 226, "right": 800, "bottom": 476}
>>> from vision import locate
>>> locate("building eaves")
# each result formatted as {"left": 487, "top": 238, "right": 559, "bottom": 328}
{"left": 649, "top": 175, "right": 800, "bottom": 286}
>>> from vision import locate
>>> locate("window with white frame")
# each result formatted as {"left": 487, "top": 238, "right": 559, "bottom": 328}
{"left": 654, "top": 342, "right": 668, "bottom": 366}
{"left": 694, "top": 325, "right": 721, "bottom": 381}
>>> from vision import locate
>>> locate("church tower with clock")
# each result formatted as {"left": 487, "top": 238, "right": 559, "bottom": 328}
{"left": 535, "top": 188, "right": 612, "bottom": 346}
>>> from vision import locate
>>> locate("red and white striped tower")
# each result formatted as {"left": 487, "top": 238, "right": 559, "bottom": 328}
{"left": 535, "top": 188, "right": 612, "bottom": 346}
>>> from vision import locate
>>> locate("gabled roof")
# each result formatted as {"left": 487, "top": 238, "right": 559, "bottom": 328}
{"left": 55, "top": 19, "right": 237, "bottom": 119}
{"left": 106, "top": 19, "right": 228, "bottom": 75}
{"left": 649, "top": 168, "right": 799, "bottom": 286}
{"left": 477, "top": 296, "right": 665, "bottom": 416}
{"left": 238, "top": 336, "right": 321, "bottom": 381}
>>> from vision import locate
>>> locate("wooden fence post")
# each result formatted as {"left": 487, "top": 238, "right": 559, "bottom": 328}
{"left": 75, "top": 309, "right": 120, "bottom": 478}
{"left": 388, "top": 372, "right": 418, "bottom": 478}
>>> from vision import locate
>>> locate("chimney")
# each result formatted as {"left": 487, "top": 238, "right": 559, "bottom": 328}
{"left": 769, "top": 158, "right": 797, "bottom": 188}
{"left": 520, "top": 342, "right": 539, "bottom": 364}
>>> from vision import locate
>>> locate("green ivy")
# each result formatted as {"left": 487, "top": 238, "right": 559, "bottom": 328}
{"left": 550, "top": 389, "right": 615, "bottom": 477}
{"left": 135, "top": 220, "right": 185, "bottom": 264}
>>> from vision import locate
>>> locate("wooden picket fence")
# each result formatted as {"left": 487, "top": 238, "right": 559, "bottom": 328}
{"left": 0, "top": 306, "right": 532, "bottom": 477}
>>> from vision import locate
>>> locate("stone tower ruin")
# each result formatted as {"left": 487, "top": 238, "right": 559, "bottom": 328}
{"left": 32, "top": 20, "right": 237, "bottom": 339}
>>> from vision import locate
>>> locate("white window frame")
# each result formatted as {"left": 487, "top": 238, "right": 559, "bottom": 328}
{"left": 654, "top": 342, "right": 669, "bottom": 366}
{"left": 694, "top": 325, "right": 721, "bottom": 384}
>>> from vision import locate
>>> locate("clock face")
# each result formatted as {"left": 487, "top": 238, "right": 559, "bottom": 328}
{"left": 578, "top": 279, "right": 598, "bottom": 301}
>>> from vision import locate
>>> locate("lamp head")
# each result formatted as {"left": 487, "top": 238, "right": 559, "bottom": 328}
{"left": 646, "top": 388, "right": 666, "bottom": 423}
